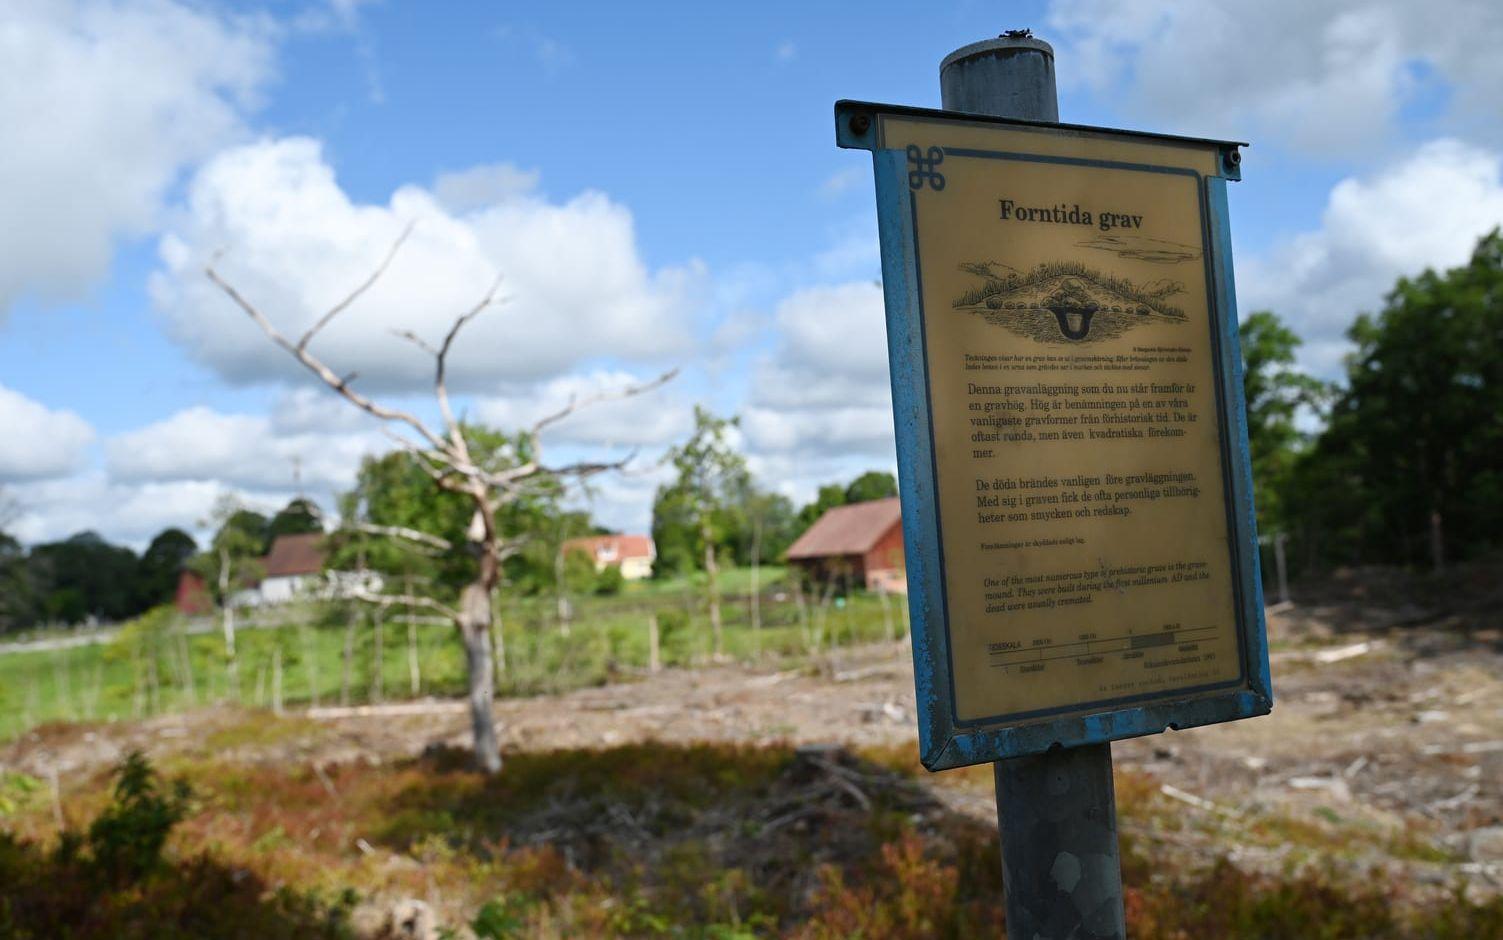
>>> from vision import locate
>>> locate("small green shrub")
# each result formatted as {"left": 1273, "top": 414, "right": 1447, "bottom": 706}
{"left": 594, "top": 565, "right": 625, "bottom": 596}
{"left": 471, "top": 894, "right": 535, "bottom": 938}
{"left": 86, "top": 749, "right": 191, "bottom": 885}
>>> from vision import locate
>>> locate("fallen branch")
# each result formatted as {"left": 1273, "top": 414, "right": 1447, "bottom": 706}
{"left": 308, "top": 701, "right": 468, "bottom": 720}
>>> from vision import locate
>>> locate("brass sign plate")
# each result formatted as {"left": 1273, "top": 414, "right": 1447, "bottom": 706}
{"left": 838, "top": 101, "right": 1271, "bottom": 768}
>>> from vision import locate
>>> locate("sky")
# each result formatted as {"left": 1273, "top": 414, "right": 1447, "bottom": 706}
{"left": 3, "top": 0, "right": 1503, "bottom": 549}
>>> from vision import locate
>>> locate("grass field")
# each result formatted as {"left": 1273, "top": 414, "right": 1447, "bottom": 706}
{"left": 0, "top": 567, "right": 909, "bottom": 743}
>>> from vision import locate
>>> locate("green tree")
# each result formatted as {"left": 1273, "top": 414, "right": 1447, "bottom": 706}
{"left": 659, "top": 406, "right": 749, "bottom": 657}
{"left": 844, "top": 470, "right": 898, "bottom": 505}
{"left": 265, "top": 497, "right": 323, "bottom": 544}
{"left": 136, "top": 528, "right": 197, "bottom": 608}
{"left": 650, "top": 484, "right": 700, "bottom": 577}
{"left": 26, "top": 532, "right": 141, "bottom": 624}
{"left": 1297, "top": 230, "right": 1503, "bottom": 570}
{"left": 1238, "top": 311, "right": 1327, "bottom": 535}
{"left": 0, "top": 530, "right": 36, "bottom": 632}
{"left": 193, "top": 496, "right": 267, "bottom": 687}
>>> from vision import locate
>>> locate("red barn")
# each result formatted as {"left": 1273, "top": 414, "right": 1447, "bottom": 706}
{"left": 785, "top": 497, "right": 906, "bottom": 594}
{"left": 174, "top": 569, "right": 213, "bottom": 615}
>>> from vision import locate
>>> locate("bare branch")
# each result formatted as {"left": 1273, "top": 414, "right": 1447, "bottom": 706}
{"left": 435, "top": 277, "right": 505, "bottom": 437}
{"left": 346, "top": 588, "right": 459, "bottom": 623}
{"left": 298, "top": 223, "right": 413, "bottom": 352}
{"left": 347, "top": 522, "right": 453, "bottom": 552}
{"left": 390, "top": 328, "right": 438, "bottom": 358}
{"left": 530, "top": 368, "right": 679, "bottom": 439}
{"left": 205, "top": 259, "right": 449, "bottom": 453}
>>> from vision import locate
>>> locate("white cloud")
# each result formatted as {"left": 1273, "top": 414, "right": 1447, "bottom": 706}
{"left": 1241, "top": 139, "right": 1503, "bottom": 375}
{"left": 0, "top": 385, "right": 95, "bottom": 481}
{"left": 474, "top": 370, "right": 691, "bottom": 450}
{"left": 774, "top": 39, "right": 797, "bottom": 63}
{"left": 151, "top": 138, "right": 706, "bottom": 392}
{"left": 7, "top": 473, "right": 259, "bottom": 547}
{"left": 742, "top": 281, "right": 895, "bottom": 460}
{"left": 105, "top": 404, "right": 385, "bottom": 493}
{"left": 0, "top": 0, "right": 273, "bottom": 314}
{"left": 1047, "top": 0, "right": 1503, "bottom": 153}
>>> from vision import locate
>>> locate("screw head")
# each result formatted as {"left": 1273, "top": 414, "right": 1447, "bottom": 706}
{"left": 848, "top": 113, "right": 872, "bottom": 136}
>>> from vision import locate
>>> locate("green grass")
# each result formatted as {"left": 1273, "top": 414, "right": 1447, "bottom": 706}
{"left": 0, "top": 568, "right": 909, "bottom": 742}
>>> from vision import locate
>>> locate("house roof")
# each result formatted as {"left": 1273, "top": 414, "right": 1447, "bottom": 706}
{"left": 563, "top": 534, "right": 656, "bottom": 561}
{"left": 785, "top": 498, "right": 902, "bottom": 559}
{"left": 262, "top": 532, "right": 326, "bottom": 578}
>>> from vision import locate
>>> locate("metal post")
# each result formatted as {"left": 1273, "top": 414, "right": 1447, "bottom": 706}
{"left": 941, "top": 33, "right": 1127, "bottom": 940}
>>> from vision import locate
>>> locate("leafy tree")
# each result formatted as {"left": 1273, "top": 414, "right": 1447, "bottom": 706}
{"left": 742, "top": 489, "right": 797, "bottom": 565}
{"left": 222, "top": 509, "right": 271, "bottom": 553}
{"left": 26, "top": 531, "right": 141, "bottom": 624}
{"left": 0, "top": 529, "right": 36, "bottom": 632}
{"left": 844, "top": 470, "right": 898, "bottom": 505}
{"left": 1238, "top": 311, "right": 1327, "bottom": 535}
{"left": 192, "top": 496, "right": 267, "bottom": 685}
{"left": 659, "top": 406, "right": 749, "bottom": 656}
{"left": 650, "top": 484, "right": 700, "bottom": 577}
{"left": 136, "top": 528, "right": 197, "bottom": 608}
{"left": 1294, "top": 230, "right": 1503, "bottom": 570}
{"left": 265, "top": 497, "right": 323, "bottom": 544}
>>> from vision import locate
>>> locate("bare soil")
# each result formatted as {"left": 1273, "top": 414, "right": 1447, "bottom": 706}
{"left": 6, "top": 566, "right": 1503, "bottom": 908}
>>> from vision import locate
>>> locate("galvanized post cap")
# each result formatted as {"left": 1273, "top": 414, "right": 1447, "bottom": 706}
{"left": 941, "top": 34, "right": 1055, "bottom": 75}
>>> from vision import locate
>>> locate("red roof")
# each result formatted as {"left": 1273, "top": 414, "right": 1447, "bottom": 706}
{"left": 262, "top": 533, "right": 325, "bottom": 578}
{"left": 563, "top": 534, "right": 655, "bottom": 562}
{"left": 786, "top": 498, "right": 902, "bottom": 559}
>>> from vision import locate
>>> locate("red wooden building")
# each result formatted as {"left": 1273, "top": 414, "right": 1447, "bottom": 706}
{"left": 785, "top": 497, "right": 907, "bottom": 594}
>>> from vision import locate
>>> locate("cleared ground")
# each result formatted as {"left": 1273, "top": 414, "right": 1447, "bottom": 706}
{"left": 2, "top": 565, "right": 1502, "bottom": 937}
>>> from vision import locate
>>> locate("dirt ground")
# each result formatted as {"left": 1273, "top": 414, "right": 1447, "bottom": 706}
{"left": 6, "top": 566, "right": 1503, "bottom": 908}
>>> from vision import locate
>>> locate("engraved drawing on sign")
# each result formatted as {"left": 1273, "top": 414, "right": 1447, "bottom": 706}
{"left": 952, "top": 261, "right": 1187, "bottom": 344}
{"left": 1075, "top": 233, "right": 1201, "bottom": 265}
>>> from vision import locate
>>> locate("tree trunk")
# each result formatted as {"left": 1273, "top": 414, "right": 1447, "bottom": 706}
{"left": 703, "top": 521, "right": 722, "bottom": 658}
{"left": 459, "top": 579, "right": 502, "bottom": 774}
{"left": 218, "top": 547, "right": 238, "bottom": 699}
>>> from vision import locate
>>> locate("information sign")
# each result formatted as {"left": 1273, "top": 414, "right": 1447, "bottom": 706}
{"left": 837, "top": 102, "right": 1273, "bottom": 769}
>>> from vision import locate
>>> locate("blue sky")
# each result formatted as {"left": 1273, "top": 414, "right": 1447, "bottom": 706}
{"left": 3, "top": 0, "right": 1502, "bottom": 548}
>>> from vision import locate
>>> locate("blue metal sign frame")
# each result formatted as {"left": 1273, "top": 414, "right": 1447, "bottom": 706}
{"left": 836, "top": 100, "right": 1273, "bottom": 771}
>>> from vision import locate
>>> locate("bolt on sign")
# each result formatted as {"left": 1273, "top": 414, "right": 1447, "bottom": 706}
{"left": 836, "top": 102, "right": 1272, "bottom": 771}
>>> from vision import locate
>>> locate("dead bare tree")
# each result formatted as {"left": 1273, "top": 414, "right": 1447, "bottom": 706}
{"left": 207, "top": 243, "right": 673, "bottom": 773}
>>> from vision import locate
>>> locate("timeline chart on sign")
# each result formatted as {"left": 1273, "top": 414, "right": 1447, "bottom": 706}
{"left": 881, "top": 116, "right": 1248, "bottom": 725}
